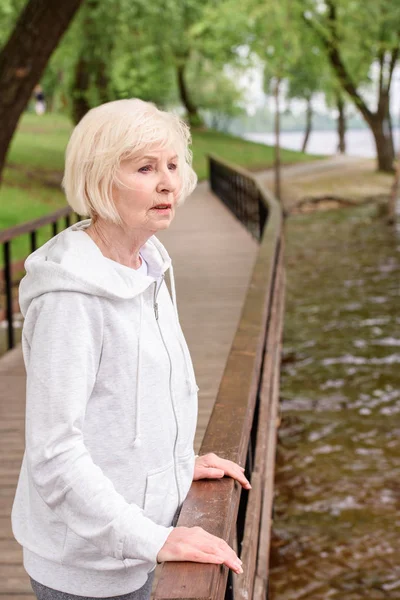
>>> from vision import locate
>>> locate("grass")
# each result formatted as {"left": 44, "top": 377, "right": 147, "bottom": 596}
{"left": 0, "top": 112, "right": 318, "bottom": 265}
{"left": 190, "top": 128, "right": 317, "bottom": 180}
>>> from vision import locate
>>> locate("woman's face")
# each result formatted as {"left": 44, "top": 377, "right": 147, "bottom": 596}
{"left": 112, "top": 146, "right": 181, "bottom": 234}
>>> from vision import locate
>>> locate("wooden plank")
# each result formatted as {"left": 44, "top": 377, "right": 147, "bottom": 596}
{"left": 0, "top": 488, "right": 15, "bottom": 517}
{"left": 0, "top": 596, "right": 35, "bottom": 599}
{"left": 253, "top": 574, "right": 267, "bottom": 600}
{"left": 0, "top": 538, "right": 23, "bottom": 563}
{"left": 234, "top": 472, "right": 262, "bottom": 600}
{"left": 0, "top": 517, "right": 14, "bottom": 539}
{"left": 256, "top": 261, "right": 286, "bottom": 584}
{"left": 0, "top": 564, "right": 33, "bottom": 593}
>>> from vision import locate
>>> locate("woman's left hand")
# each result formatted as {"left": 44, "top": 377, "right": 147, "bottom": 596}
{"left": 193, "top": 453, "right": 251, "bottom": 490}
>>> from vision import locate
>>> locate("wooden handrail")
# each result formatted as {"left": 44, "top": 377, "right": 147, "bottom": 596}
{"left": 154, "top": 157, "right": 284, "bottom": 600}
{"left": 0, "top": 206, "right": 73, "bottom": 244}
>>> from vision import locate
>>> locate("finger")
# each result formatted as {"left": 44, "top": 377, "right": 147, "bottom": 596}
{"left": 190, "top": 529, "right": 243, "bottom": 574}
{"left": 190, "top": 549, "right": 243, "bottom": 574}
{"left": 218, "top": 461, "right": 251, "bottom": 489}
{"left": 205, "top": 468, "right": 225, "bottom": 479}
{"left": 203, "top": 539, "right": 243, "bottom": 574}
{"left": 216, "top": 543, "right": 243, "bottom": 574}
{"left": 193, "top": 467, "right": 225, "bottom": 481}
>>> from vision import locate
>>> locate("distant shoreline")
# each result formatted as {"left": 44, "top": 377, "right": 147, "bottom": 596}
{"left": 247, "top": 125, "right": 400, "bottom": 134}
{"left": 244, "top": 128, "right": 400, "bottom": 158}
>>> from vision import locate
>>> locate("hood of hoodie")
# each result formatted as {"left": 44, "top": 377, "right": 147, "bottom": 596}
{"left": 19, "top": 220, "right": 172, "bottom": 317}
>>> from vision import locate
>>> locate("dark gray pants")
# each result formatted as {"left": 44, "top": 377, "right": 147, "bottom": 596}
{"left": 30, "top": 572, "right": 155, "bottom": 600}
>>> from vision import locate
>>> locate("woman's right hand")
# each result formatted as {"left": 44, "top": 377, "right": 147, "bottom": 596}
{"left": 157, "top": 526, "right": 243, "bottom": 574}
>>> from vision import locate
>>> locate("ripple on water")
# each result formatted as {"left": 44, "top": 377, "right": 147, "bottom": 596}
{"left": 270, "top": 207, "right": 400, "bottom": 600}
{"left": 322, "top": 353, "right": 400, "bottom": 365}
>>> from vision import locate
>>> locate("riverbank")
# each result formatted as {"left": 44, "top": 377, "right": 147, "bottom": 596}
{"left": 257, "top": 155, "right": 394, "bottom": 213}
{"left": 269, "top": 202, "right": 400, "bottom": 599}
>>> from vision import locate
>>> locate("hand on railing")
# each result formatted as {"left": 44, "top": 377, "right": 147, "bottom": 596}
{"left": 156, "top": 526, "right": 243, "bottom": 574}
{"left": 193, "top": 453, "right": 251, "bottom": 490}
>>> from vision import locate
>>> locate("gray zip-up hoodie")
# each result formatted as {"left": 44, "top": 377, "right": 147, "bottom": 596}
{"left": 11, "top": 220, "right": 198, "bottom": 598}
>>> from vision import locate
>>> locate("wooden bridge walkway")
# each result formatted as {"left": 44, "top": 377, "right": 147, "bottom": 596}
{"left": 0, "top": 180, "right": 258, "bottom": 597}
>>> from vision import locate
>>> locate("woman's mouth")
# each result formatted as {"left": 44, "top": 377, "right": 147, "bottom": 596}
{"left": 151, "top": 203, "right": 172, "bottom": 213}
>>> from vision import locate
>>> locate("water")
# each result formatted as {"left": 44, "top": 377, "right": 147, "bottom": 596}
{"left": 245, "top": 128, "right": 400, "bottom": 158}
{"left": 269, "top": 204, "right": 400, "bottom": 599}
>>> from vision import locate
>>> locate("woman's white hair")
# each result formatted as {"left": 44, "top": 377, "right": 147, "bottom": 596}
{"left": 62, "top": 99, "right": 198, "bottom": 224}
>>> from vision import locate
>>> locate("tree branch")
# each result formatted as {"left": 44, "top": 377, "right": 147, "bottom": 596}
{"left": 387, "top": 39, "right": 400, "bottom": 92}
{"left": 377, "top": 47, "right": 385, "bottom": 96}
{"left": 303, "top": 2, "right": 373, "bottom": 124}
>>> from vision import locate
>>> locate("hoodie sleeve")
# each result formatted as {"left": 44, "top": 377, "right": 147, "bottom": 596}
{"left": 24, "top": 291, "right": 173, "bottom": 564}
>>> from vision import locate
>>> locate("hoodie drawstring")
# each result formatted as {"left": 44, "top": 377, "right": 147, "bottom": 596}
{"left": 168, "top": 263, "right": 179, "bottom": 321}
{"left": 132, "top": 295, "right": 143, "bottom": 448}
{"left": 168, "top": 265, "right": 198, "bottom": 395}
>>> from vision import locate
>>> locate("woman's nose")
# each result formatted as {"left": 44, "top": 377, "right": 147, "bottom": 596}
{"left": 157, "top": 168, "right": 177, "bottom": 193}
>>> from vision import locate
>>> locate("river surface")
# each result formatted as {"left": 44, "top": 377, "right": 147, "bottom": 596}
{"left": 269, "top": 204, "right": 400, "bottom": 599}
{"left": 245, "top": 128, "right": 400, "bottom": 158}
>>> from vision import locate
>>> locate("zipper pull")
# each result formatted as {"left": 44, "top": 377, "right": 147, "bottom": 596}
{"left": 154, "top": 302, "right": 159, "bottom": 320}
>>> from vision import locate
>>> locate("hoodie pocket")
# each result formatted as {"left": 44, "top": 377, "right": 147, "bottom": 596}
{"left": 144, "top": 463, "right": 179, "bottom": 527}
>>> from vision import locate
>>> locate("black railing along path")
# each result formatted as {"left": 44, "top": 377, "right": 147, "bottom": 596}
{"left": 209, "top": 155, "right": 269, "bottom": 242}
{"left": 0, "top": 207, "right": 80, "bottom": 351}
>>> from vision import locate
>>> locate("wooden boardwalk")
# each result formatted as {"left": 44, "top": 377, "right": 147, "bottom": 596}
{"left": 0, "top": 181, "right": 258, "bottom": 597}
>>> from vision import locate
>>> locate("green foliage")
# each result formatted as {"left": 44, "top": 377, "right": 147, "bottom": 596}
{"left": 303, "top": 0, "right": 400, "bottom": 102}
{"left": 0, "top": 0, "right": 26, "bottom": 47}
{"left": 185, "top": 56, "right": 246, "bottom": 128}
{"left": 39, "top": 0, "right": 247, "bottom": 121}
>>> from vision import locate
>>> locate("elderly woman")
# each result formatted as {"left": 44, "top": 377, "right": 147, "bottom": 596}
{"left": 11, "top": 99, "right": 250, "bottom": 600}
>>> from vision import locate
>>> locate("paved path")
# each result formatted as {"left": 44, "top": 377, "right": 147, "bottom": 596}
{"left": 0, "top": 181, "right": 258, "bottom": 597}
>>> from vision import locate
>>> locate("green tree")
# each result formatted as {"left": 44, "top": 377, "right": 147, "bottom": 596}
{"left": 186, "top": 57, "right": 245, "bottom": 131}
{"left": 286, "top": 45, "right": 326, "bottom": 152}
{"left": 136, "top": 0, "right": 245, "bottom": 127}
{"left": 304, "top": 0, "right": 400, "bottom": 172}
{"left": 251, "top": 0, "right": 302, "bottom": 200}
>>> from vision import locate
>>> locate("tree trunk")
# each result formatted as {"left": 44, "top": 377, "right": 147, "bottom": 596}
{"left": 0, "top": 0, "right": 83, "bottom": 180}
{"left": 274, "top": 77, "right": 281, "bottom": 202}
{"left": 371, "top": 115, "right": 395, "bottom": 173}
{"left": 302, "top": 97, "right": 313, "bottom": 153}
{"left": 387, "top": 108, "right": 395, "bottom": 159}
{"left": 388, "top": 151, "right": 400, "bottom": 224}
{"left": 71, "top": 56, "right": 91, "bottom": 125}
{"left": 96, "top": 58, "right": 111, "bottom": 106}
{"left": 176, "top": 62, "right": 203, "bottom": 128}
{"left": 336, "top": 93, "right": 346, "bottom": 154}
{"left": 71, "top": 0, "right": 111, "bottom": 125}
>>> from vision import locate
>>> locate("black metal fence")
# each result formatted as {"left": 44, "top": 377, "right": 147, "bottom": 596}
{"left": 0, "top": 207, "right": 81, "bottom": 352}
{"left": 209, "top": 155, "right": 269, "bottom": 241}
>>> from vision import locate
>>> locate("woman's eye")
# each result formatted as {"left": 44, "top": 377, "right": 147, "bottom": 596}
{"left": 168, "top": 163, "right": 177, "bottom": 171}
{"left": 139, "top": 165, "right": 152, "bottom": 173}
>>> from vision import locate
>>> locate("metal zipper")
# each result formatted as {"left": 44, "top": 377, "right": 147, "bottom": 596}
{"left": 152, "top": 276, "right": 181, "bottom": 506}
